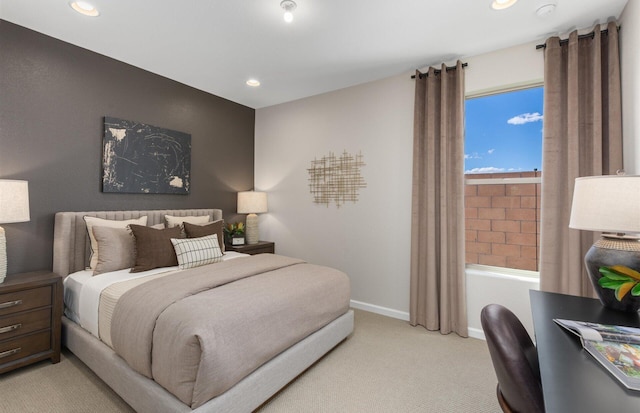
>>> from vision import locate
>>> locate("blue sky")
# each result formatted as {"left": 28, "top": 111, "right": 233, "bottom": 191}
{"left": 465, "top": 86, "right": 543, "bottom": 174}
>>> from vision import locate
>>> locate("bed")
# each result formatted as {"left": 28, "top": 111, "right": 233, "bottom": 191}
{"left": 53, "top": 208, "right": 354, "bottom": 413}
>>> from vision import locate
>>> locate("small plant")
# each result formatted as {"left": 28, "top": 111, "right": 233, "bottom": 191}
{"left": 598, "top": 265, "right": 640, "bottom": 301}
{"left": 224, "top": 222, "right": 245, "bottom": 237}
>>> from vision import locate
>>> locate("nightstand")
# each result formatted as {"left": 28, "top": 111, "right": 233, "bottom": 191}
{"left": 226, "top": 241, "right": 275, "bottom": 255}
{"left": 0, "top": 271, "right": 63, "bottom": 374}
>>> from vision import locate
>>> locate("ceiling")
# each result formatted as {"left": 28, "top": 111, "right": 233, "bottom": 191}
{"left": 0, "top": 0, "right": 629, "bottom": 109}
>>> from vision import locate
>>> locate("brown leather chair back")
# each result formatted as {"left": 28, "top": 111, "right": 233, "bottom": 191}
{"left": 481, "top": 304, "right": 545, "bottom": 413}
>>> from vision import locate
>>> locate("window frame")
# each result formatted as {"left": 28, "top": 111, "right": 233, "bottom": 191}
{"left": 464, "top": 82, "right": 544, "bottom": 277}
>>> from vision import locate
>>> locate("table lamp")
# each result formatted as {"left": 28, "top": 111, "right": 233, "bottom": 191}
{"left": 569, "top": 175, "right": 640, "bottom": 312}
{"left": 0, "top": 180, "right": 30, "bottom": 282}
{"left": 237, "top": 191, "right": 268, "bottom": 245}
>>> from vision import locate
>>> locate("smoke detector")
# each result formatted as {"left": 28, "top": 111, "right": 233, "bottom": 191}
{"left": 536, "top": 1, "right": 557, "bottom": 17}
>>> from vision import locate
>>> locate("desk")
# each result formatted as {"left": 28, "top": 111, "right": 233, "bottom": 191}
{"left": 530, "top": 290, "right": 640, "bottom": 412}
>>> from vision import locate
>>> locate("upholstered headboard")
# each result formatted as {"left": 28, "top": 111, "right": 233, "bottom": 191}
{"left": 52, "top": 209, "right": 222, "bottom": 277}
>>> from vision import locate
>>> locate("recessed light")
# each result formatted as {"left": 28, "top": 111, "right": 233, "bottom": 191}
{"left": 246, "top": 79, "right": 261, "bottom": 87}
{"left": 70, "top": 1, "right": 100, "bottom": 17}
{"left": 280, "top": 0, "right": 297, "bottom": 23}
{"left": 491, "top": 0, "right": 518, "bottom": 10}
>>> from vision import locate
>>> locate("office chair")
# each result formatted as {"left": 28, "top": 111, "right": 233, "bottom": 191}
{"left": 481, "top": 304, "right": 545, "bottom": 413}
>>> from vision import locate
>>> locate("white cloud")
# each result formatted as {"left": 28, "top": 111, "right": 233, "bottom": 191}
{"left": 507, "top": 112, "right": 543, "bottom": 125}
{"left": 487, "top": 149, "right": 495, "bottom": 155}
{"left": 465, "top": 167, "right": 506, "bottom": 174}
{"left": 465, "top": 152, "right": 481, "bottom": 159}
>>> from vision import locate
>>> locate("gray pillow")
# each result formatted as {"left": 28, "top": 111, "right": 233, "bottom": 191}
{"left": 165, "top": 214, "right": 210, "bottom": 228}
{"left": 92, "top": 226, "right": 136, "bottom": 275}
{"left": 84, "top": 215, "right": 147, "bottom": 270}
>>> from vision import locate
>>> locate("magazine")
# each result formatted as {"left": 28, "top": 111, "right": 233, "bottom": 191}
{"left": 554, "top": 319, "right": 640, "bottom": 391}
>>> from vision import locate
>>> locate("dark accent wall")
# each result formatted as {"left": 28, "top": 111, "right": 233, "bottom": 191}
{"left": 0, "top": 20, "right": 255, "bottom": 274}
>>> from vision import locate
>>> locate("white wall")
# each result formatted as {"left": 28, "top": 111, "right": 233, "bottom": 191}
{"left": 255, "top": 74, "right": 415, "bottom": 320}
{"left": 255, "top": 11, "right": 638, "bottom": 337}
{"left": 620, "top": 0, "right": 640, "bottom": 174}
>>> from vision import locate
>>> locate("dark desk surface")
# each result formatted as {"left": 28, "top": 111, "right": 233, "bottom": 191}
{"left": 530, "top": 290, "right": 640, "bottom": 413}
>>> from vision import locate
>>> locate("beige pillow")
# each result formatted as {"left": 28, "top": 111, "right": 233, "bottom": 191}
{"left": 129, "top": 224, "right": 182, "bottom": 273}
{"left": 92, "top": 226, "right": 135, "bottom": 275}
{"left": 84, "top": 216, "right": 147, "bottom": 270}
{"left": 165, "top": 215, "right": 210, "bottom": 228}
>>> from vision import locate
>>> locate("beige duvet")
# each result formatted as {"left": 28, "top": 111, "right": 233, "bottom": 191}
{"left": 108, "top": 254, "right": 350, "bottom": 408}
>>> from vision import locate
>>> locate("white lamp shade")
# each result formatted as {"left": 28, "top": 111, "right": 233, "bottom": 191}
{"left": 569, "top": 175, "right": 640, "bottom": 233}
{"left": 237, "top": 191, "right": 268, "bottom": 214}
{"left": 0, "top": 180, "right": 30, "bottom": 224}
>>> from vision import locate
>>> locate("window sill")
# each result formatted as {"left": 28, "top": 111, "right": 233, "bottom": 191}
{"left": 466, "top": 264, "right": 539, "bottom": 282}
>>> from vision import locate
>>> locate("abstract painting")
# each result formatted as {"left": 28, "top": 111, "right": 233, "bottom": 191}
{"left": 102, "top": 117, "right": 191, "bottom": 194}
{"left": 307, "top": 151, "right": 366, "bottom": 207}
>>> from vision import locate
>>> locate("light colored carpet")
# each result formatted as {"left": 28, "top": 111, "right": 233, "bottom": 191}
{"left": 0, "top": 310, "right": 500, "bottom": 413}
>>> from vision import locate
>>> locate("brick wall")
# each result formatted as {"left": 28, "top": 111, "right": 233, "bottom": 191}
{"left": 465, "top": 171, "right": 541, "bottom": 271}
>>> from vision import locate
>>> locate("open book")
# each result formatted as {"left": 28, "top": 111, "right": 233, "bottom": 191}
{"left": 555, "top": 319, "right": 640, "bottom": 391}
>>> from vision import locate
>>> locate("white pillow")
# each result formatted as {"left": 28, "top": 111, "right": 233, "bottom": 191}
{"left": 84, "top": 216, "right": 147, "bottom": 270}
{"left": 170, "top": 234, "right": 223, "bottom": 270}
{"left": 165, "top": 215, "right": 210, "bottom": 228}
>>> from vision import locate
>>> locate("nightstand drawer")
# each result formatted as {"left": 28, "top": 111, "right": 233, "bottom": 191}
{"left": 247, "top": 246, "right": 273, "bottom": 254}
{"left": 0, "top": 272, "right": 62, "bottom": 373}
{"left": 0, "top": 286, "right": 52, "bottom": 317}
{"left": 0, "top": 308, "right": 51, "bottom": 340}
{"left": 0, "top": 330, "right": 51, "bottom": 365}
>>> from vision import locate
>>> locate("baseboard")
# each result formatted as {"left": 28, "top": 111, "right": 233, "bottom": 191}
{"left": 468, "top": 327, "right": 485, "bottom": 340}
{"left": 350, "top": 299, "right": 486, "bottom": 341}
{"left": 350, "top": 300, "right": 410, "bottom": 321}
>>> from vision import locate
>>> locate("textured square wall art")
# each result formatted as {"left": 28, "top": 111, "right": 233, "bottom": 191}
{"left": 102, "top": 117, "right": 191, "bottom": 194}
{"left": 307, "top": 151, "right": 366, "bottom": 207}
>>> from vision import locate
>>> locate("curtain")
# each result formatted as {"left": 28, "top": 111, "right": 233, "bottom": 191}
{"left": 539, "top": 21, "right": 623, "bottom": 296}
{"left": 410, "top": 60, "right": 467, "bottom": 337}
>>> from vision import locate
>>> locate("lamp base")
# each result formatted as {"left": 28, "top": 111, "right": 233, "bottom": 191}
{"left": 585, "top": 238, "right": 640, "bottom": 312}
{"left": 245, "top": 213, "right": 260, "bottom": 245}
{"left": 0, "top": 226, "right": 6, "bottom": 283}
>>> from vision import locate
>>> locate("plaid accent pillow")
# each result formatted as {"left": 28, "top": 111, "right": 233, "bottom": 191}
{"left": 171, "top": 234, "right": 223, "bottom": 270}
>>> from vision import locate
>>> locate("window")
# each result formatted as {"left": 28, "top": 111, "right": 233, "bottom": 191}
{"left": 464, "top": 86, "right": 543, "bottom": 273}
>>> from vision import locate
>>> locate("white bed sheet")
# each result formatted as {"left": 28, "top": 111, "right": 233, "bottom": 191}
{"left": 63, "top": 251, "right": 248, "bottom": 338}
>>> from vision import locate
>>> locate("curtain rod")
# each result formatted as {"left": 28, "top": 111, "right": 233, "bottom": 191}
{"left": 535, "top": 26, "right": 619, "bottom": 50}
{"left": 411, "top": 62, "right": 468, "bottom": 79}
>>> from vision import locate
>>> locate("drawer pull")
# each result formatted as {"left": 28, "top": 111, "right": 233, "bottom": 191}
{"left": 0, "top": 347, "right": 21, "bottom": 359}
{"left": 0, "top": 323, "right": 22, "bottom": 334}
{"left": 0, "top": 299, "right": 23, "bottom": 310}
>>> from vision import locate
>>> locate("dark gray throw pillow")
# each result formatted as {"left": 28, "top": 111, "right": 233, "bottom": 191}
{"left": 183, "top": 220, "right": 225, "bottom": 253}
{"left": 129, "top": 224, "right": 182, "bottom": 273}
